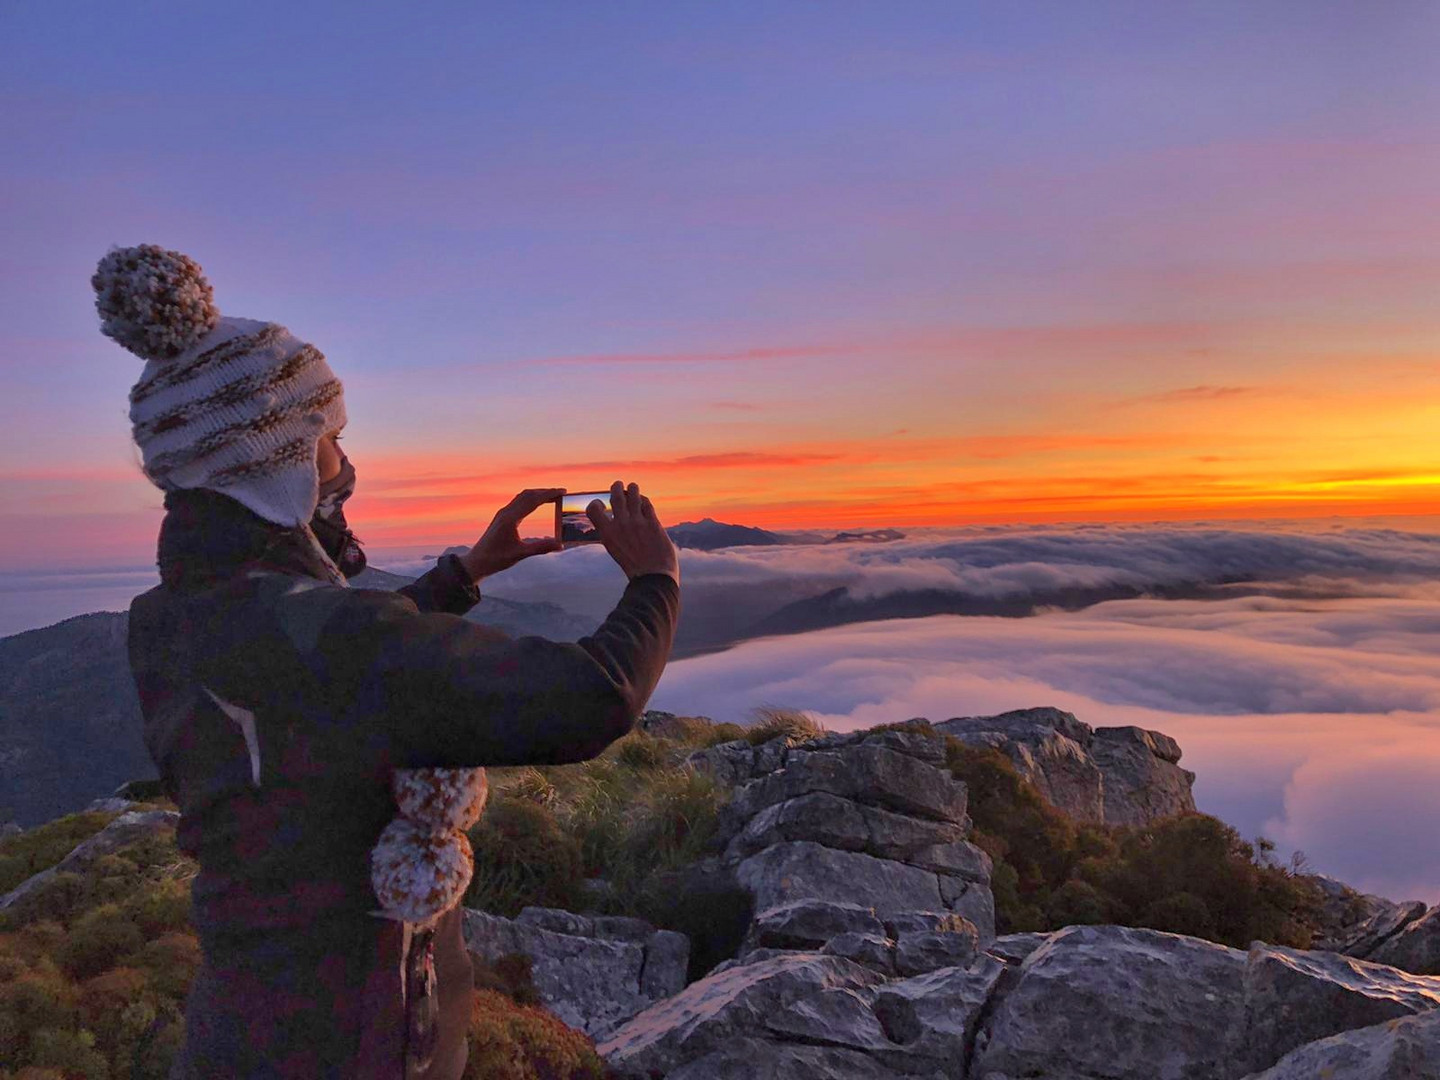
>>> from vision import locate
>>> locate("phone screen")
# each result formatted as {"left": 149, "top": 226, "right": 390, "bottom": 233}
{"left": 556, "top": 490, "right": 612, "bottom": 543}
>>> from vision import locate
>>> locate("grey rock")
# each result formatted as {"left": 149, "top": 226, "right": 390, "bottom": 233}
{"left": 744, "top": 898, "right": 886, "bottom": 951}
{"left": 515, "top": 906, "right": 593, "bottom": 936}
{"left": 723, "top": 790, "right": 968, "bottom": 864}
{"left": 936, "top": 707, "right": 1196, "bottom": 827}
{"left": 972, "top": 924, "right": 1247, "bottom": 1080}
{"left": 861, "top": 953, "right": 1009, "bottom": 1066}
{"left": 462, "top": 906, "right": 688, "bottom": 1038}
{"left": 986, "top": 931, "right": 1053, "bottom": 966}
{"left": 737, "top": 840, "right": 943, "bottom": 916}
{"left": 894, "top": 922, "right": 979, "bottom": 977}
{"left": 908, "top": 839, "right": 991, "bottom": 879}
{"left": 820, "top": 932, "right": 897, "bottom": 975}
{"left": 643, "top": 930, "right": 693, "bottom": 1000}
{"left": 1244, "top": 1007, "right": 1440, "bottom": 1079}
{"left": 883, "top": 910, "right": 979, "bottom": 937}
{"left": 1238, "top": 943, "right": 1440, "bottom": 1075}
{"left": 937, "top": 872, "right": 996, "bottom": 943}
{"left": 663, "top": 1036, "right": 901, "bottom": 1080}
{"left": 1090, "top": 724, "right": 1197, "bottom": 826}
{"left": 685, "top": 739, "right": 761, "bottom": 788}
{"left": 938, "top": 708, "right": 1105, "bottom": 823}
{"left": 1306, "top": 873, "right": 1428, "bottom": 959}
{"left": 0, "top": 809, "right": 180, "bottom": 913}
{"left": 762, "top": 984, "right": 895, "bottom": 1052}
{"left": 855, "top": 727, "right": 950, "bottom": 767}
{"left": 597, "top": 952, "right": 887, "bottom": 1078}
{"left": 1339, "top": 901, "right": 1428, "bottom": 959}
{"left": 83, "top": 796, "right": 137, "bottom": 814}
{"left": 727, "top": 744, "right": 968, "bottom": 826}
{"left": 1370, "top": 906, "right": 1440, "bottom": 976}
{"left": 0, "top": 822, "right": 22, "bottom": 840}
{"left": 707, "top": 947, "right": 798, "bottom": 975}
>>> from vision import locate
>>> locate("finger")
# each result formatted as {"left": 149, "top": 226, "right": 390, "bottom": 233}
{"left": 503, "top": 488, "right": 566, "bottom": 520}
{"left": 587, "top": 499, "right": 610, "bottom": 534}
{"left": 626, "top": 482, "right": 640, "bottom": 519}
{"left": 610, "top": 480, "right": 629, "bottom": 523}
{"left": 639, "top": 494, "right": 658, "bottom": 521}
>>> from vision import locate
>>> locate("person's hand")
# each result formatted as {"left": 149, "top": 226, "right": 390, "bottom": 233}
{"left": 587, "top": 480, "right": 680, "bottom": 586}
{"left": 460, "top": 488, "right": 565, "bottom": 582}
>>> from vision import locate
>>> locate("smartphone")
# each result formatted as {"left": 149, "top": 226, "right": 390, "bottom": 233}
{"left": 555, "top": 490, "right": 612, "bottom": 544}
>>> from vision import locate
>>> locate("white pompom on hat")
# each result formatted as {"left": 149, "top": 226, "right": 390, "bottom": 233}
{"left": 94, "top": 243, "right": 347, "bottom": 527}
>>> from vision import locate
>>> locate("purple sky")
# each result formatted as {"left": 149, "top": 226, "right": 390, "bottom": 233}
{"left": 3, "top": 2, "right": 1438, "bottom": 570}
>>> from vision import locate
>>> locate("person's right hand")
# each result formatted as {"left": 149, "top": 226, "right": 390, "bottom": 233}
{"left": 587, "top": 480, "right": 680, "bottom": 586}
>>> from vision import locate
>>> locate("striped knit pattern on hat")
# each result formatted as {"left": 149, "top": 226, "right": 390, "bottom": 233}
{"left": 95, "top": 244, "right": 347, "bottom": 528}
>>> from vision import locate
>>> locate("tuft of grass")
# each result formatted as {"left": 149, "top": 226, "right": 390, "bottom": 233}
{"left": 464, "top": 799, "right": 585, "bottom": 918}
{"left": 866, "top": 717, "right": 942, "bottom": 740}
{"left": 742, "top": 705, "right": 827, "bottom": 746}
{"left": 502, "top": 767, "right": 559, "bottom": 808}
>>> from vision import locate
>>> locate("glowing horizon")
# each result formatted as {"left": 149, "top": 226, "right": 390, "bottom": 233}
{"left": 2, "top": 4, "right": 1437, "bottom": 568}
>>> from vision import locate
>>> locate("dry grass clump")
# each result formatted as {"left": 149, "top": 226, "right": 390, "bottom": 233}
{"left": 742, "top": 705, "right": 828, "bottom": 746}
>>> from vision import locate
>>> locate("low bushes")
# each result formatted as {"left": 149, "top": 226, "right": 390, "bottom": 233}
{"left": 943, "top": 739, "right": 1323, "bottom": 948}
{"left": 463, "top": 989, "right": 609, "bottom": 1080}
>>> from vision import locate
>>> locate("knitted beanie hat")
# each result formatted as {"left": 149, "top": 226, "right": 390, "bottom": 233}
{"left": 93, "top": 243, "right": 347, "bottom": 527}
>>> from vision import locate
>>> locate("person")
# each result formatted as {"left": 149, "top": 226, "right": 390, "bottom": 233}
{"left": 96, "top": 243, "right": 681, "bottom": 1079}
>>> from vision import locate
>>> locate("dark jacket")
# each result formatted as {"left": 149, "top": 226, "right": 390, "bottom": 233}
{"left": 127, "top": 488, "right": 680, "bottom": 1079}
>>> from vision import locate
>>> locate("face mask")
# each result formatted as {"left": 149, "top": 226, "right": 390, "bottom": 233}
{"left": 310, "top": 448, "right": 368, "bottom": 578}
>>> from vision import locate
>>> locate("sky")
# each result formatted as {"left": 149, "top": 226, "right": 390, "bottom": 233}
{"left": 1, "top": 1, "right": 1437, "bottom": 571}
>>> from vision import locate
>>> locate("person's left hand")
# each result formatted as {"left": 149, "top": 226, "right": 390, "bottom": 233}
{"left": 459, "top": 488, "right": 565, "bottom": 582}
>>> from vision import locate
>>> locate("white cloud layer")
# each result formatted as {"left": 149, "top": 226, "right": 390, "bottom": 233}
{"left": 393, "top": 521, "right": 1440, "bottom": 900}
{"left": 636, "top": 535, "right": 1440, "bottom": 902}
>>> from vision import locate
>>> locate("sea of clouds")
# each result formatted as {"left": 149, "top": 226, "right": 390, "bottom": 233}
{"left": 7, "top": 519, "right": 1438, "bottom": 901}
{"left": 437, "top": 519, "right": 1440, "bottom": 902}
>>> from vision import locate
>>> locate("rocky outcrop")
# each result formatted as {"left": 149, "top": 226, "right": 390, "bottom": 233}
{"left": 1369, "top": 906, "right": 1440, "bottom": 977}
{"left": 690, "top": 725, "right": 995, "bottom": 944}
{"left": 597, "top": 920, "right": 1440, "bottom": 1078}
{"left": 598, "top": 949, "right": 1008, "bottom": 1079}
{"left": 0, "top": 808, "right": 179, "bottom": 913}
{"left": 1245, "top": 1007, "right": 1440, "bottom": 1079}
{"left": 1305, "top": 872, "right": 1440, "bottom": 976}
{"left": 936, "top": 706, "right": 1197, "bottom": 826}
{"left": 461, "top": 906, "right": 689, "bottom": 1039}
{"left": 973, "top": 925, "right": 1248, "bottom": 1079}
{"left": 1237, "top": 943, "right": 1440, "bottom": 1074}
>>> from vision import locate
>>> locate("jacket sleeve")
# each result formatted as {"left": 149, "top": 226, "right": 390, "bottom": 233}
{"left": 363, "top": 572, "right": 680, "bottom": 769}
{"left": 395, "top": 552, "right": 481, "bottom": 616}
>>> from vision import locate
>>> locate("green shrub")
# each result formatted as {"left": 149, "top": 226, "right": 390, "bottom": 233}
{"left": 0, "top": 967, "right": 78, "bottom": 1064}
{"left": 119, "top": 877, "right": 191, "bottom": 938}
{"left": 28, "top": 1027, "right": 109, "bottom": 1080}
{"left": 939, "top": 733, "right": 1322, "bottom": 948}
{"left": 1139, "top": 892, "right": 1217, "bottom": 939}
{"left": 463, "top": 989, "right": 606, "bottom": 1080}
{"left": 0, "top": 812, "right": 116, "bottom": 894}
{"left": 59, "top": 905, "right": 145, "bottom": 981}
